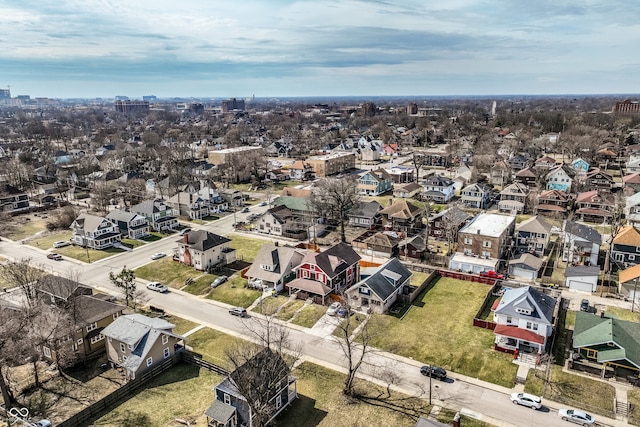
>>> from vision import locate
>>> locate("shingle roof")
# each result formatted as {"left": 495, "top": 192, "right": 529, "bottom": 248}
{"left": 106, "top": 209, "right": 139, "bottom": 223}
{"left": 349, "top": 200, "right": 382, "bottom": 219}
{"left": 508, "top": 253, "right": 544, "bottom": 270}
{"left": 379, "top": 199, "right": 422, "bottom": 220}
{"left": 204, "top": 400, "right": 236, "bottom": 423}
{"left": 494, "top": 286, "right": 556, "bottom": 325}
{"left": 178, "top": 230, "right": 231, "bottom": 251}
{"left": 565, "top": 221, "right": 602, "bottom": 245}
{"left": 131, "top": 199, "right": 166, "bottom": 215}
{"left": 565, "top": 265, "right": 600, "bottom": 278}
{"left": 272, "top": 196, "right": 312, "bottom": 212}
{"left": 516, "top": 216, "right": 552, "bottom": 235}
{"left": 73, "top": 213, "right": 112, "bottom": 232}
{"left": 36, "top": 275, "right": 92, "bottom": 301}
{"left": 350, "top": 257, "right": 412, "bottom": 302}
{"left": 613, "top": 226, "right": 640, "bottom": 247}
{"left": 245, "top": 244, "right": 305, "bottom": 283}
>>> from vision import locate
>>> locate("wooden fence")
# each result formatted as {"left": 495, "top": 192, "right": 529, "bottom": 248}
{"left": 181, "top": 351, "right": 229, "bottom": 376}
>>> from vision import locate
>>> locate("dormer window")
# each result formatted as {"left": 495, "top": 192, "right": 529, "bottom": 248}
{"left": 515, "top": 308, "right": 532, "bottom": 315}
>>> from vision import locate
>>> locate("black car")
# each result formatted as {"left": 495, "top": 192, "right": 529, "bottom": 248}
{"left": 420, "top": 365, "right": 447, "bottom": 380}
{"left": 580, "top": 299, "right": 590, "bottom": 312}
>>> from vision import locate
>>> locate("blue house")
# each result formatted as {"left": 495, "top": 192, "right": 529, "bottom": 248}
{"left": 357, "top": 168, "right": 393, "bottom": 196}
{"left": 571, "top": 158, "right": 590, "bottom": 176}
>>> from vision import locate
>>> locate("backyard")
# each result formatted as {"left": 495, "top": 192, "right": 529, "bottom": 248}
{"left": 134, "top": 257, "right": 217, "bottom": 290}
{"left": 366, "top": 276, "right": 518, "bottom": 387}
{"left": 229, "top": 234, "right": 269, "bottom": 263}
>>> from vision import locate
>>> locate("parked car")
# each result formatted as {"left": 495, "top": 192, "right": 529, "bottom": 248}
{"left": 558, "top": 409, "right": 595, "bottom": 426}
{"left": 241, "top": 207, "right": 250, "bottom": 213}
{"left": 211, "top": 275, "right": 228, "bottom": 288}
{"left": 47, "top": 253, "right": 62, "bottom": 261}
{"left": 53, "top": 240, "right": 70, "bottom": 248}
{"left": 420, "top": 365, "right": 447, "bottom": 380}
{"left": 28, "top": 420, "right": 51, "bottom": 427}
{"left": 336, "top": 307, "right": 351, "bottom": 318}
{"left": 259, "top": 201, "right": 268, "bottom": 206}
{"left": 146, "top": 282, "right": 169, "bottom": 293}
{"left": 150, "top": 252, "right": 166, "bottom": 260}
{"left": 580, "top": 299, "right": 590, "bottom": 312}
{"left": 327, "top": 302, "right": 341, "bottom": 316}
{"left": 479, "top": 270, "right": 504, "bottom": 279}
{"left": 180, "top": 228, "right": 192, "bottom": 235}
{"left": 510, "top": 392, "right": 542, "bottom": 409}
{"left": 229, "top": 307, "right": 248, "bottom": 317}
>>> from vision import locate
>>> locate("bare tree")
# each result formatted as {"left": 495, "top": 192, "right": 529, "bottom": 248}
{"left": 411, "top": 152, "right": 425, "bottom": 182}
{"left": 310, "top": 176, "right": 361, "bottom": 243}
{"left": 0, "top": 258, "right": 45, "bottom": 308}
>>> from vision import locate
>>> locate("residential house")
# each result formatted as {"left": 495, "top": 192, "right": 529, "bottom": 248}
{"left": 257, "top": 205, "right": 308, "bottom": 239}
{"left": 383, "top": 166, "right": 414, "bottom": 184}
{"left": 508, "top": 253, "right": 544, "bottom": 281}
{"left": 102, "top": 314, "right": 185, "bottom": 381}
{"left": 348, "top": 200, "right": 382, "bottom": 228}
{"left": 562, "top": 221, "right": 602, "bottom": 266}
{"left": 460, "top": 182, "right": 493, "bottom": 209}
{"left": 360, "top": 231, "right": 400, "bottom": 258}
{"left": 535, "top": 189, "right": 571, "bottom": 218}
{"left": 0, "top": 183, "right": 29, "bottom": 214}
{"left": 545, "top": 164, "right": 575, "bottom": 192}
{"left": 176, "top": 230, "right": 236, "bottom": 272}
{"left": 565, "top": 266, "right": 600, "bottom": 293}
{"left": 398, "top": 234, "right": 427, "bottom": 260}
{"left": 572, "top": 311, "right": 640, "bottom": 378}
{"left": 493, "top": 286, "right": 556, "bottom": 354}
{"left": 360, "top": 146, "right": 381, "bottom": 164}
{"left": 196, "top": 186, "right": 228, "bottom": 214}
{"left": 422, "top": 175, "right": 456, "bottom": 203}
{"left": 245, "top": 244, "right": 305, "bottom": 292}
{"left": 36, "top": 275, "right": 93, "bottom": 306}
{"left": 498, "top": 182, "right": 530, "bottom": 214}
{"left": 71, "top": 213, "right": 121, "bottom": 249}
{"left": 626, "top": 153, "right": 640, "bottom": 173}
{"left": 449, "top": 213, "right": 515, "bottom": 273}
{"left": 106, "top": 210, "right": 149, "bottom": 239}
{"left": 611, "top": 226, "right": 640, "bottom": 268}
{"left": 288, "top": 160, "right": 313, "bottom": 181}
{"left": 219, "top": 189, "right": 245, "bottom": 208}
{"left": 379, "top": 199, "right": 424, "bottom": 233}
{"left": 515, "top": 216, "right": 552, "bottom": 257}
{"left": 345, "top": 258, "right": 412, "bottom": 314}
{"left": 265, "top": 138, "right": 293, "bottom": 157}
{"left": 574, "top": 190, "right": 615, "bottom": 224}
{"left": 514, "top": 167, "right": 538, "bottom": 187}
{"left": 357, "top": 168, "right": 393, "bottom": 196}
{"left": 130, "top": 199, "right": 178, "bottom": 232}
{"left": 287, "top": 242, "right": 361, "bottom": 303}
{"left": 508, "top": 154, "right": 529, "bottom": 171}
{"left": 571, "top": 158, "right": 590, "bottom": 176}
{"left": 428, "top": 206, "right": 471, "bottom": 242}
{"left": 205, "top": 348, "right": 297, "bottom": 427}
{"left": 392, "top": 182, "right": 422, "bottom": 199}
{"left": 490, "top": 160, "right": 512, "bottom": 187}
{"left": 584, "top": 168, "right": 614, "bottom": 190}
{"left": 534, "top": 155, "right": 557, "bottom": 170}
{"left": 165, "top": 191, "right": 210, "bottom": 220}
{"left": 625, "top": 192, "right": 640, "bottom": 225}
{"left": 422, "top": 151, "right": 450, "bottom": 168}
{"left": 272, "top": 196, "right": 314, "bottom": 218}
{"left": 623, "top": 173, "right": 640, "bottom": 193}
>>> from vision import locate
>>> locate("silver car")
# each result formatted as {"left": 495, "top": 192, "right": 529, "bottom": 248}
{"left": 146, "top": 282, "right": 169, "bottom": 293}
{"left": 558, "top": 409, "right": 595, "bottom": 426}
{"left": 510, "top": 392, "right": 542, "bottom": 409}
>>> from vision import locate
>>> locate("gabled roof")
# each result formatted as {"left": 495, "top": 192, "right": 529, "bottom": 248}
{"left": 272, "top": 195, "right": 313, "bottom": 212}
{"left": 425, "top": 175, "right": 454, "bottom": 187}
{"left": 613, "top": 226, "right": 640, "bottom": 247}
{"left": 394, "top": 182, "right": 422, "bottom": 193}
{"left": 515, "top": 167, "right": 537, "bottom": 178}
{"left": 299, "top": 242, "right": 361, "bottom": 278}
{"left": 363, "top": 232, "right": 400, "bottom": 248}
{"left": 500, "top": 182, "right": 530, "bottom": 196}
{"left": 379, "top": 199, "right": 422, "bottom": 220}
{"left": 494, "top": 286, "right": 556, "bottom": 325}
{"left": 508, "top": 253, "right": 544, "bottom": 270}
{"left": 361, "top": 168, "right": 392, "bottom": 182}
{"left": 576, "top": 190, "right": 614, "bottom": 204}
{"left": 36, "top": 275, "right": 92, "bottom": 301}
{"left": 565, "top": 221, "right": 602, "bottom": 245}
{"left": 461, "top": 182, "right": 492, "bottom": 193}
{"left": 431, "top": 206, "right": 472, "bottom": 224}
{"left": 106, "top": 209, "right": 144, "bottom": 223}
{"left": 546, "top": 164, "right": 575, "bottom": 179}
{"left": 73, "top": 295, "right": 126, "bottom": 325}
{"left": 516, "top": 216, "right": 552, "bottom": 235}
{"left": 349, "top": 257, "right": 412, "bottom": 302}
{"left": 623, "top": 173, "right": 640, "bottom": 185}
{"left": 565, "top": 265, "right": 600, "bottom": 278}
{"left": 245, "top": 244, "right": 306, "bottom": 282}
{"left": 72, "top": 213, "right": 113, "bottom": 232}
{"left": 130, "top": 199, "right": 169, "bottom": 215}
{"left": 349, "top": 200, "right": 382, "bottom": 219}
{"left": 178, "top": 230, "right": 231, "bottom": 251}
{"left": 537, "top": 189, "right": 569, "bottom": 202}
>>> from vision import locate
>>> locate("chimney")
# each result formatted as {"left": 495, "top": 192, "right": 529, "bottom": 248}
{"left": 183, "top": 233, "right": 189, "bottom": 243}
{"left": 600, "top": 309, "right": 606, "bottom": 319}
{"left": 477, "top": 229, "right": 480, "bottom": 234}
{"left": 275, "top": 241, "right": 279, "bottom": 247}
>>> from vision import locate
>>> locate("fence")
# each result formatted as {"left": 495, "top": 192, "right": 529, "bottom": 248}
{"left": 181, "top": 351, "right": 229, "bottom": 376}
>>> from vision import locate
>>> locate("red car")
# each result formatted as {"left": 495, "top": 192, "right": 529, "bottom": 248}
{"left": 479, "top": 270, "right": 503, "bottom": 279}
{"left": 47, "top": 253, "right": 63, "bottom": 261}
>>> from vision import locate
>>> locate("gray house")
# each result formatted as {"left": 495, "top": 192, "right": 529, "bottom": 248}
{"left": 244, "top": 244, "right": 305, "bottom": 292}
{"left": 106, "top": 209, "right": 149, "bottom": 239}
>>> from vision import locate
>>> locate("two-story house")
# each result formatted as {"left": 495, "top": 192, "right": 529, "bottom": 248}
{"left": 106, "top": 209, "right": 149, "bottom": 239}
{"left": 574, "top": 190, "right": 615, "bottom": 224}
{"left": 288, "top": 160, "right": 314, "bottom": 181}
{"left": 392, "top": 182, "right": 422, "bottom": 199}
{"left": 563, "top": 221, "right": 602, "bottom": 266}
{"left": 545, "top": 164, "right": 575, "bottom": 192}
{"left": 422, "top": 175, "right": 456, "bottom": 203}
{"left": 287, "top": 242, "right": 361, "bottom": 304}
{"left": 611, "top": 226, "right": 640, "bottom": 268}
{"left": 196, "top": 185, "right": 229, "bottom": 214}
{"left": 357, "top": 168, "right": 393, "bottom": 196}
{"left": 71, "top": 213, "right": 122, "bottom": 249}
{"left": 515, "top": 216, "right": 552, "bottom": 257}
{"left": 379, "top": 199, "right": 423, "bottom": 232}
{"left": 130, "top": 199, "right": 178, "bottom": 232}
{"left": 534, "top": 189, "right": 571, "bottom": 218}
{"left": 348, "top": 200, "right": 382, "bottom": 229}
{"left": 245, "top": 243, "right": 305, "bottom": 292}
{"left": 626, "top": 192, "right": 640, "bottom": 226}
{"left": 509, "top": 154, "right": 530, "bottom": 171}
{"left": 0, "top": 183, "right": 30, "bottom": 214}
{"left": 345, "top": 257, "right": 412, "bottom": 314}
{"left": 493, "top": 286, "right": 557, "bottom": 355}
{"left": 584, "top": 168, "right": 614, "bottom": 190}
{"left": 498, "top": 182, "right": 530, "bottom": 214}
{"left": 428, "top": 206, "right": 472, "bottom": 242}
{"left": 165, "top": 191, "right": 210, "bottom": 220}
{"left": 490, "top": 160, "right": 512, "bottom": 188}
{"left": 534, "top": 155, "right": 557, "bottom": 170}
{"left": 449, "top": 213, "right": 515, "bottom": 273}
{"left": 102, "top": 314, "right": 185, "bottom": 381}
{"left": 571, "top": 158, "right": 590, "bottom": 176}
{"left": 256, "top": 205, "right": 308, "bottom": 239}
{"left": 460, "top": 182, "right": 493, "bottom": 209}
{"left": 205, "top": 348, "right": 297, "bottom": 427}
{"left": 176, "top": 230, "right": 236, "bottom": 272}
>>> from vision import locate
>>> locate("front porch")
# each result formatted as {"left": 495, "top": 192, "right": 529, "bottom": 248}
{"left": 494, "top": 325, "right": 546, "bottom": 354}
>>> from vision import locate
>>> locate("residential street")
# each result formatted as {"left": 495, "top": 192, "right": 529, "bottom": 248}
{"left": 0, "top": 227, "right": 627, "bottom": 427}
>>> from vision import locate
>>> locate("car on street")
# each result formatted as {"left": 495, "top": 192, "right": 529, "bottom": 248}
{"left": 479, "top": 270, "right": 504, "bottom": 279}
{"left": 510, "top": 392, "right": 542, "bottom": 409}
{"left": 327, "top": 302, "right": 341, "bottom": 316}
{"left": 580, "top": 299, "right": 590, "bottom": 312}
{"left": 146, "top": 282, "right": 169, "bottom": 293}
{"left": 558, "top": 409, "right": 595, "bottom": 426}
{"left": 53, "top": 240, "right": 70, "bottom": 248}
{"left": 259, "top": 201, "right": 268, "bottom": 206}
{"left": 180, "top": 228, "right": 192, "bottom": 235}
{"left": 420, "top": 365, "right": 447, "bottom": 380}
{"left": 229, "top": 307, "right": 248, "bottom": 317}
{"left": 151, "top": 252, "right": 166, "bottom": 260}
{"left": 211, "top": 275, "right": 228, "bottom": 288}
{"left": 47, "top": 253, "right": 63, "bottom": 261}
{"left": 241, "top": 207, "right": 250, "bottom": 213}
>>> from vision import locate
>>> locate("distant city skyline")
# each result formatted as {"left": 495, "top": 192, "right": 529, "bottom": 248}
{"left": 2, "top": 0, "right": 639, "bottom": 99}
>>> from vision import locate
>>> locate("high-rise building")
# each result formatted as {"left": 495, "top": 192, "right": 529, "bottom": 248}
{"left": 221, "top": 97, "right": 245, "bottom": 112}
{"left": 114, "top": 100, "right": 150, "bottom": 113}
{"left": 0, "top": 88, "right": 10, "bottom": 99}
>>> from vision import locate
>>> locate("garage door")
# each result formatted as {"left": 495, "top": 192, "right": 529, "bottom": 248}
{"left": 568, "top": 279, "right": 594, "bottom": 293}
{"left": 512, "top": 267, "right": 535, "bottom": 281}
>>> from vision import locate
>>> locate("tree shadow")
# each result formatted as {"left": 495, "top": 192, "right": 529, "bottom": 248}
{"left": 276, "top": 394, "right": 328, "bottom": 427}
{"left": 353, "top": 386, "right": 430, "bottom": 422}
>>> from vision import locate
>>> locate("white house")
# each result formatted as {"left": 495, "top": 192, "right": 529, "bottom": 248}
{"left": 176, "top": 230, "right": 236, "bottom": 272}
{"left": 244, "top": 244, "right": 305, "bottom": 292}
{"left": 562, "top": 221, "right": 602, "bottom": 267}
{"left": 71, "top": 214, "right": 122, "bottom": 249}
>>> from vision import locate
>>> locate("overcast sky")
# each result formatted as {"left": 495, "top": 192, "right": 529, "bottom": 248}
{"left": 2, "top": 0, "right": 639, "bottom": 99}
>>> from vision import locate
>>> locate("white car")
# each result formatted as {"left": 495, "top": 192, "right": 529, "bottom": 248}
{"left": 558, "top": 409, "right": 595, "bottom": 425}
{"left": 146, "top": 282, "right": 169, "bottom": 293}
{"left": 510, "top": 392, "right": 542, "bottom": 409}
{"left": 53, "top": 240, "right": 70, "bottom": 248}
{"left": 327, "top": 302, "right": 341, "bottom": 316}
{"left": 150, "top": 252, "right": 166, "bottom": 260}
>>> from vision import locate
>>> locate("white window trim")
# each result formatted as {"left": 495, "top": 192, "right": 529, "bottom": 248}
{"left": 162, "top": 334, "right": 169, "bottom": 345}
{"left": 146, "top": 357, "right": 153, "bottom": 367}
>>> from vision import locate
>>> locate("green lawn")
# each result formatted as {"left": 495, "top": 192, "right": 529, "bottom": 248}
{"left": 135, "top": 258, "right": 215, "bottom": 289}
{"left": 628, "top": 389, "right": 640, "bottom": 426}
{"left": 93, "top": 362, "right": 222, "bottom": 426}
{"left": 291, "top": 304, "right": 327, "bottom": 328}
{"left": 163, "top": 314, "right": 200, "bottom": 336}
{"left": 141, "top": 232, "right": 163, "bottom": 242}
{"left": 605, "top": 306, "right": 640, "bottom": 322}
{"left": 206, "top": 276, "right": 261, "bottom": 308}
{"left": 525, "top": 365, "right": 615, "bottom": 418}
{"left": 55, "top": 245, "right": 124, "bottom": 263}
{"left": 187, "top": 327, "right": 248, "bottom": 369}
{"left": 183, "top": 275, "right": 218, "bottom": 295}
{"left": 276, "top": 300, "right": 306, "bottom": 321}
{"left": 28, "top": 230, "right": 73, "bottom": 250}
{"left": 436, "top": 408, "right": 492, "bottom": 427}
{"left": 120, "top": 238, "right": 146, "bottom": 248}
{"left": 410, "top": 270, "right": 431, "bottom": 287}
{"left": 229, "top": 234, "right": 268, "bottom": 263}
{"left": 366, "top": 277, "right": 518, "bottom": 387}
{"left": 252, "top": 295, "right": 289, "bottom": 316}
{"left": 4, "top": 218, "right": 48, "bottom": 240}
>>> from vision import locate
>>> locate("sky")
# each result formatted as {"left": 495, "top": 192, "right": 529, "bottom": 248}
{"left": 1, "top": 0, "right": 640, "bottom": 99}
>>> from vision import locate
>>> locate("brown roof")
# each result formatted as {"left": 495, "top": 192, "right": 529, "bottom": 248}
{"left": 619, "top": 264, "right": 640, "bottom": 285}
{"left": 379, "top": 199, "right": 422, "bottom": 220}
{"left": 613, "top": 226, "right": 640, "bottom": 247}
{"left": 286, "top": 277, "right": 331, "bottom": 296}
{"left": 624, "top": 173, "right": 640, "bottom": 185}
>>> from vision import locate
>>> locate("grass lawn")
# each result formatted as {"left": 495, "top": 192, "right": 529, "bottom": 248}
{"left": 366, "top": 277, "right": 518, "bottom": 387}
{"left": 183, "top": 274, "right": 218, "bottom": 295}
{"left": 291, "top": 304, "right": 327, "bottom": 328}
{"left": 525, "top": 365, "right": 615, "bottom": 418}
{"left": 187, "top": 327, "right": 248, "bottom": 369}
{"left": 93, "top": 362, "right": 222, "bottom": 427}
{"left": 55, "top": 245, "right": 124, "bottom": 263}
{"left": 120, "top": 238, "right": 146, "bottom": 248}
{"left": 276, "top": 300, "right": 306, "bottom": 321}
{"left": 206, "top": 276, "right": 261, "bottom": 307}
{"left": 628, "top": 389, "right": 640, "bottom": 426}
{"left": 604, "top": 306, "right": 640, "bottom": 322}
{"left": 279, "top": 362, "right": 430, "bottom": 427}
{"left": 141, "top": 232, "right": 163, "bottom": 242}
{"left": 163, "top": 314, "right": 199, "bottom": 336}
{"left": 229, "top": 234, "right": 268, "bottom": 263}
{"left": 252, "top": 295, "right": 289, "bottom": 316}
{"left": 410, "top": 270, "right": 431, "bottom": 287}
{"left": 28, "top": 230, "right": 73, "bottom": 250}
{"left": 135, "top": 258, "right": 214, "bottom": 289}
{"left": 436, "top": 407, "right": 492, "bottom": 427}
{"left": 4, "top": 218, "right": 47, "bottom": 240}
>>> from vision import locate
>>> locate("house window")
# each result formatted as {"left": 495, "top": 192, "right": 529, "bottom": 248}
{"left": 90, "top": 334, "right": 105, "bottom": 345}
{"left": 146, "top": 357, "right": 153, "bottom": 367}
{"left": 164, "top": 347, "right": 170, "bottom": 359}
{"left": 482, "top": 241, "right": 491, "bottom": 248}
{"left": 276, "top": 394, "right": 282, "bottom": 409}
{"left": 585, "top": 348, "right": 597, "bottom": 359}
{"left": 43, "top": 346, "right": 51, "bottom": 358}
{"left": 464, "top": 237, "right": 472, "bottom": 245}
{"left": 630, "top": 255, "right": 636, "bottom": 261}
{"left": 162, "top": 335, "right": 169, "bottom": 345}
{"left": 77, "top": 338, "right": 83, "bottom": 345}
{"left": 506, "top": 316, "right": 512, "bottom": 325}
{"left": 224, "top": 393, "right": 231, "bottom": 405}
{"left": 120, "top": 343, "right": 126, "bottom": 353}
{"left": 86, "top": 322, "right": 98, "bottom": 332}
{"left": 113, "top": 312, "right": 120, "bottom": 320}
{"left": 359, "top": 286, "right": 371, "bottom": 295}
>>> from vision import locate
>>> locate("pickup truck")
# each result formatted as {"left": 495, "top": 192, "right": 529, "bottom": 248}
{"left": 479, "top": 270, "right": 504, "bottom": 279}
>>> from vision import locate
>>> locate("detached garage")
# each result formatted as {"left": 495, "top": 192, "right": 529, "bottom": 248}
{"left": 448, "top": 252, "right": 498, "bottom": 274}
{"left": 508, "top": 253, "right": 543, "bottom": 281}
{"left": 565, "top": 265, "right": 600, "bottom": 293}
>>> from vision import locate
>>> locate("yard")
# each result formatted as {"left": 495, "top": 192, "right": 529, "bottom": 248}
{"left": 206, "top": 275, "right": 262, "bottom": 308}
{"left": 186, "top": 327, "right": 249, "bottom": 369}
{"left": 2, "top": 217, "right": 47, "bottom": 240}
{"left": 27, "top": 230, "right": 73, "bottom": 250}
{"left": 56, "top": 244, "right": 124, "bottom": 263}
{"left": 628, "top": 389, "right": 640, "bottom": 426}
{"left": 604, "top": 306, "right": 640, "bottom": 322}
{"left": 525, "top": 365, "right": 615, "bottom": 418}
{"left": 276, "top": 299, "right": 307, "bottom": 321}
{"left": 134, "top": 257, "right": 216, "bottom": 290}
{"left": 229, "top": 234, "right": 269, "bottom": 263}
{"left": 366, "top": 277, "right": 519, "bottom": 387}
{"left": 252, "top": 295, "right": 290, "bottom": 316}
{"left": 290, "top": 304, "right": 327, "bottom": 328}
